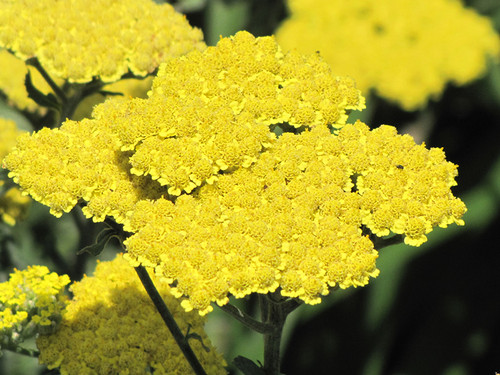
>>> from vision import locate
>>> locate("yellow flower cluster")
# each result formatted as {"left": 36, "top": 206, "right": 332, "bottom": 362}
{"left": 3, "top": 119, "right": 167, "bottom": 221}
{"left": 3, "top": 31, "right": 466, "bottom": 315}
{"left": 4, "top": 31, "right": 364, "bottom": 220}
{"left": 36, "top": 254, "right": 227, "bottom": 375}
{"left": 0, "top": 265, "right": 69, "bottom": 348}
{"left": 0, "top": 118, "right": 30, "bottom": 225}
{"left": 0, "top": 0, "right": 205, "bottom": 83}
{"left": 276, "top": 0, "right": 500, "bottom": 110}
{"left": 123, "top": 122, "right": 465, "bottom": 314}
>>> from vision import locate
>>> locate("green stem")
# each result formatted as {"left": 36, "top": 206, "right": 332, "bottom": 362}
{"left": 25, "top": 57, "right": 67, "bottom": 104}
{"left": 134, "top": 266, "right": 207, "bottom": 375}
{"left": 261, "top": 293, "right": 287, "bottom": 375}
{"left": 218, "top": 303, "right": 273, "bottom": 334}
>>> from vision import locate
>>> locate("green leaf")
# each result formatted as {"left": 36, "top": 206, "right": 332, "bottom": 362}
{"left": 24, "top": 70, "right": 60, "bottom": 110}
{"left": 233, "top": 356, "right": 266, "bottom": 375}
{"left": 77, "top": 227, "right": 118, "bottom": 256}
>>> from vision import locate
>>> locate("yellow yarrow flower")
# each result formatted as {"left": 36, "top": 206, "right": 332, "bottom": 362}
{"left": 0, "top": 266, "right": 69, "bottom": 351}
{"left": 0, "top": 118, "right": 30, "bottom": 225}
{"left": 4, "top": 31, "right": 364, "bottom": 222}
{"left": 0, "top": 0, "right": 206, "bottom": 83}
{"left": 276, "top": 0, "right": 500, "bottom": 110}
{"left": 123, "top": 122, "right": 465, "bottom": 314}
{"left": 36, "top": 254, "right": 227, "bottom": 375}
{"left": 2, "top": 31, "right": 466, "bottom": 315}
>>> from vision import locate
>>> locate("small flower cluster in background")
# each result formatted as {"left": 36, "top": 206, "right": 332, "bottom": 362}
{"left": 36, "top": 254, "right": 226, "bottom": 374}
{"left": 0, "top": 118, "right": 30, "bottom": 225}
{"left": 0, "top": 265, "right": 69, "bottom": 354}
{"left": 276, "top": 0, "right": 500, "bottom": 110}
{"left": 0, "top": 0, "right": 206, "bottom": 84}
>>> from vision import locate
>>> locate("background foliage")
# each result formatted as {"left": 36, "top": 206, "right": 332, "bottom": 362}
{"left": 1, "top": 0, "right": 500, "bottom": 374}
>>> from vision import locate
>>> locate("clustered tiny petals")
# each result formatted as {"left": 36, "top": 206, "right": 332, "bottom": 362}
{"left": 36, "top": 254, "right": 227, "bottom": 374}
{"left": 0, "top": 265, "right": 69, "bottom": 351}
{"left": 124, "top": 122, "right": 465, "bottom": 314}
{"left": 2, "top": 31, "right": 465, "bottom": 316}
{"left": 276, "top": 0, "right": 500, "bottom": 110}
{"left": 0, "top": 0, "right": 205, "bottom": 83}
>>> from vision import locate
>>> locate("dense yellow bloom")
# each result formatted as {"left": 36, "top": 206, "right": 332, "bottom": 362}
{"left": 276, "top": 0, "right": 500, "bottom": 110}
{"left": 36, "top": 254, "right": 227, "bottom": 375}
{"left": 0, "top": 266, "right": 69, "bottom": 351}
{"left": 123, "top": 122, "right": 465, "bottom": 314}
{"left": 0, "top": 118, "right": 30, "bottom": 225}
{"left": 4, "top": 31, "right": 364, "bottom": 220}
{"left": 2, "top": 31, "right": 465, "bottom": 315}
{"left": 0, "top": 0, "right": 205, "bottom": 83}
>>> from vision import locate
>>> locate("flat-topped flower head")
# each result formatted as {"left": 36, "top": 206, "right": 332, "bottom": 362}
{"left": 36, "top": 254, "right": 227, "bottom": 374}
{"left": 123, "top": 122, "right": 465, "bottom": 315}
{"left": 2, "top": 31, "right": 465, "bottom": 316}
{"left": 276, "top": 0, "right": 500, "bottom": 110}
{"left": 4, "top": 31, "right": 365, "bottom": 221}
{"left": 0, "top": 0, "right": 205, "bottom": 83}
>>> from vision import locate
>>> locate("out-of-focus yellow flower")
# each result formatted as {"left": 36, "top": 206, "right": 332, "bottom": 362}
{"left": 36, "top": 254, "right": 227, "bottom": 374}
{"left": 0, "top": 0, "right": 206, "bottom": 83}
{"left": 0, "top": 187, "right": 31, "bottom": 225}
{"left": 0, "top": 118, "right": 30, "bottom": 225}
{"left": 0, "top": 49, "right": 56, "bottom": 113}
{"left": 276, "top": 0, "right": 500, "bottom": 110}
{"left": 0, "top": 265, "right": 69, "bottom": 351}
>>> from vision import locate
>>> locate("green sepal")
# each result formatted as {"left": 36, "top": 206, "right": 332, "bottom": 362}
{"left": 233, "top": 356, "right": 266, "bottom": 375}
{"left": 77, "top": 227, "right": 118, "bottom": 256}
{"left": 24, "top": 70, "right": 61, "bottom": 111}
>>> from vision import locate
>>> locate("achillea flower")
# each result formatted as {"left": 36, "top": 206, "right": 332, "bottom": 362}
{"left": 276, "top": 0, "right": 500, "bottom": 110}
{"left": 4, "top": 31, "right": 364, "bottom": 221}
{"left": 36, "top": 254, "right": 227, "bottom": 375}
{"left": 0, "top": 118, "right": 30, "bottom": 225}
{"left": 0, "top": 0, "right": 205, "bottom": 83}
{"left": 3, "top": 31, "right": 466, "bottom": 315}
{"left": 123, "top": 122, "right": 465, "bottom": 314}
{"left": 0, "top": 266, "right": 69, "bottom": 351}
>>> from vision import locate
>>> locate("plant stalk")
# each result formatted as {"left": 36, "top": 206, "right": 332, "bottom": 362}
{"left": 135, "top": 266, "right": 207, "bottom": 375}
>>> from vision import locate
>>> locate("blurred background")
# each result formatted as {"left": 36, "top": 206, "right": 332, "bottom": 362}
{"left": 1, "top": 0, "right": 500, "bottom": 374}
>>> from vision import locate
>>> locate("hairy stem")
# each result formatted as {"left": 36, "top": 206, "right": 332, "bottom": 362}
{"left": 135, "top": 266, "right": 207, "bottom": 375}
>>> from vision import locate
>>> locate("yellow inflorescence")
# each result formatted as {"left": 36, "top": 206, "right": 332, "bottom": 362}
{"left": 36, "top": 254, "right": 227, "bottom": 375}
{"left": 3, "top": 31, "right": 466, "bottom": 315}
{"left": 0, "top": 0, "right": 206, "bottom": 83}
{"left": 0, "top": 118, "right": 30, "bottom": 225}
{"left": 0, "top": 266, "right": 69, "bottom": 332}
{"left": 4, "top": 31, "right": 364, "bottom": 221}
{"left": 276, "top": 0, "right": 500, "bottom": 110}
{"left": 123, "top": 122, "right": 465, "bottom": 314}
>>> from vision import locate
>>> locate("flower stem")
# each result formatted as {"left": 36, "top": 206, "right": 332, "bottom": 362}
{"left": 260, "top": 293, "right": 303, "bottom": 375}
{"left": 218, "top": 302, "right": 273, "bottom": 334}
{"left": 134, "top": 266, "right": 207, "bottom": 375}
{"left": 25, "top": 57, "right": 67, "bottom": 104}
